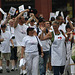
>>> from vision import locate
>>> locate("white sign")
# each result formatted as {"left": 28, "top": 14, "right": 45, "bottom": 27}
{"left": 61, "top": 12, "right": 64, "bottom": 19}
{"left": 3, "top": 13, "right": 7, "bottom": 20}
{"left": 49, "top": 12, "right": 56, "bottom": 21}
{"left": 55, "top": 11, "right": 59, "bottom": 17}
{"left": 9, "top": 7, "right": 16, "bottom": 16}
{"left": 19, "top": 5, "right": 24, "bottom": 12}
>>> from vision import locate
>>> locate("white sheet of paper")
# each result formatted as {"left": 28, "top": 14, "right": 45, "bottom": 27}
{"left": 0, "top": 8, "right": 6, "bottom": 14}
{"left": 19, "top": 58, "right": 26, "bottom": 67}
{"left": 55, "top": 11, "right": 59, "bottom": 17}
{"left": 49, "top": 12, "right": 55, "bottom": 21}
{"left": 61, "top": 12, "right": 64, "bottom": 19}
{"left": 19, "top": 5, "right": 24, "bottom": 12}
{"left": 9, "top": 7, "right": 16, "bottom": 15}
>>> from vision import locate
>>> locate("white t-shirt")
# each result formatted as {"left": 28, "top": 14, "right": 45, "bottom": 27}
{"left": 22, "top": 35, "right": 42, "bottom": 53}
{"left": 14, "top": 23, "right": 28, "bottom": 46}
{"left": 6, "top": 25, "right": 17, "bottom": 46}
{"left": 1, "top": 31, "right": 11, "bottom": 53}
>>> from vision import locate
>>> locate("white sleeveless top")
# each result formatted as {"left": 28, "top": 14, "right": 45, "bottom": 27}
{"left": 51, "top": 32, "right": 66, "bottom": 66}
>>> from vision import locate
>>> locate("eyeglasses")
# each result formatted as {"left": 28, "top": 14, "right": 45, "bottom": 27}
{"left": 53, "top": 25, "right": 58, "bottom": 27}
{"left": 46, "top": 23, "right": 50, "bottom": 24}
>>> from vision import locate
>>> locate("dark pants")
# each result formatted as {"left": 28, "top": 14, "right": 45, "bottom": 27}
{"left": 39, "top": 51, "right": 49, "bottom": 75}
{"left": 53, "top": 66, "right": 65, "bottom": 75}
{"left": 10, "top": 46, "right": 18, "bottom": 60}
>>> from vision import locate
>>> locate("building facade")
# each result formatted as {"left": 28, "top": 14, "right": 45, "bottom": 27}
{"left": 0, "top": 0, "right": 75, "bottom": 20}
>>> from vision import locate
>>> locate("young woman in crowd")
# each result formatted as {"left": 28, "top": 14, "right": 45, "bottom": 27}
{"left": 21, "top": 27, "right": 44, "bottom": 75}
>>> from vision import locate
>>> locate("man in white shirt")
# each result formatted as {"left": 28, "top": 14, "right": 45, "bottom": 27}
{"left": 0, "top": 25, "right": 14, "bottom": 73}
{"left": 14, "top": 9, "right": 29, "bottom": 60}
{"left": 14, "top": 9, "right": 29, "bottom": 75}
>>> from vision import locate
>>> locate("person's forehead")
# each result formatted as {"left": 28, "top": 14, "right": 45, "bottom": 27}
{"left": 60, "top": 16, "right": 63, "bottom": 19}
{"left": 53, "top": 23, "right": 58, "bottom": 26}
{"left": 45, "top": 21, "right": 49, "bottom": 23}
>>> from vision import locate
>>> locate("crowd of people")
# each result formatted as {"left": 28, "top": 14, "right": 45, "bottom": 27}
{"left": 0, "top": 8, "right": 75, "bottom": 75}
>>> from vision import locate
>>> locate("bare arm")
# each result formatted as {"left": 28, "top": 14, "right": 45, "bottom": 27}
{"left": 67, "top": 17, "right": 75, "bottom": 30}
{"left": 33, "top": 15, "right": 38, "bottom": 23}
{"left": 40, "top": 32, "right": 52, "bottom": 41}
{"left": 0, "top": 38, "right": 4, "bottom": 42}
{"left": 14, "top": 9, "right": 29, "bottom": 28}
{"left": 26, "top": 16, "right": 34, "bottom": 24}
{"left": 39, "top": 27, "right": 52, "bottom": 40}
{"left": 26, "top": 13, "right": 38, "bottom": 24}
{"left": 10, "top": 39, "right": 14, "bottom": 48}
{"left": 21, "top": 46, "right": 25, "bottom": 58}
{"left": 40, "top": 46, "right": 44, "bottom": 57}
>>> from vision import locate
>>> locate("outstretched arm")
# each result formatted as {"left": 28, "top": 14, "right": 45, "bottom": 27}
{"left": 67, "top": 17, "right": 75, "bottom": 30}
{"left": 14, "top": 9, "right": 29, "bottom": 28}
{"left": 26, "top": 13, "right": 38, "bottom": 24}
{"left": 2, "top": 14, "right": 11, "bottom": 25}
{"left": 21, "top": 46, "right": 25, "bottom": 58}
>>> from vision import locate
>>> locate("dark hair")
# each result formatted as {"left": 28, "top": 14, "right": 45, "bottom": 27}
{"left": 66, "top": 25, "right": 71, "bottom": 30}
{"left": 51, "top": 17, "right": 55, "bottom": 21}
{"left": 56, "top": 16, "right": 62, "bottom": 20}
{"left": 27, "top": 27, "right": 34, "bottom": 35}
{"left": 1, "top": 24, "right": 6, "bottom": 28}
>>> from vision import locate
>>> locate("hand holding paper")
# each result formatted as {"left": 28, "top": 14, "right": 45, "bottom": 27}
{"left": 67, "top": 16, "right": 70, "bottom": 22}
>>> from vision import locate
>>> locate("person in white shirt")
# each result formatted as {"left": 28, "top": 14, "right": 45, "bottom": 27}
{"left": 14, "top": 9, "right": 29, "bottom": 75}
{"left": 14, "top": 9, "right": 29, "bottom": 59}
{"left": 39, "top": 21, "right": 51, "bottom": 75}
{"left": 65, "top": 25, "right": 73, "bottom": 75}
{"left": 0, "top": 29, "right": 4, "bottom": 73}
{"left": 7, "top": 19, "right": 18, "bottom": 71}
{"left": 21, "top": 27, "right": 44, "bottom": 75}
{"left": 0, "top": 24, "right": 14, "bottom": 73}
